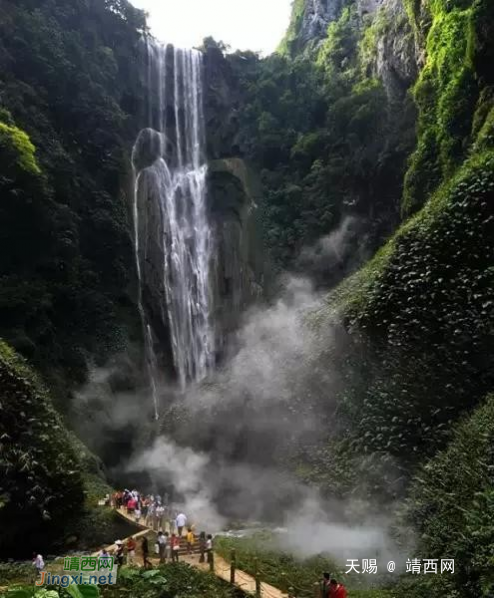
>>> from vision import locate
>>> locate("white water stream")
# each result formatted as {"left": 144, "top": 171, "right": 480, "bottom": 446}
{"left": 133, "top": 40, "right": 215, "bottom": 416}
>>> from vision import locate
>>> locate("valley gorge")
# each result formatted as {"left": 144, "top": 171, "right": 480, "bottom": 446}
{"left": 0, "top": 0, "right": 493, "bottom": 596}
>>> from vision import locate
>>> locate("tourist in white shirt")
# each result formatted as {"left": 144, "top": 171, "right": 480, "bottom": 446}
{"left": 175, "top": 512, "right": 187, "bottom": 537}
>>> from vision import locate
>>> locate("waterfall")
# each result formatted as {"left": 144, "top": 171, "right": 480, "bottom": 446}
{"left": 133, "top": 39, "right": 215, "bottom": 408}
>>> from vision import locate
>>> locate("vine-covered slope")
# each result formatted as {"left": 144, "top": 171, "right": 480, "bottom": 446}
{"left": 313, "top": 0, "right": 494, "bottom": 459}
{"left": 296, "top": 2, "right": 494, "bottom": 593}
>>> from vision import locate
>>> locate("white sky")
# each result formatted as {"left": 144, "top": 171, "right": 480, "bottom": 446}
{"left": 130, "top": 0, "right": 293, "bottom": 55}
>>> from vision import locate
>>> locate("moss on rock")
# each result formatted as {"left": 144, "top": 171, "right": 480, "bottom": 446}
{"left": 402, "top": 0, "right": 494, "bottom": 216}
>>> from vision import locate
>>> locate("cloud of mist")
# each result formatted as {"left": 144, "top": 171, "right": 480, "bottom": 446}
{"left": 281, "top": 496, "right": 405, "bottom": 564}
{"left": 297, "top": 216, "right": 370, "bottom": 288}
{"left": 71, "top": 351, "right": 158, "bottom": 467}
{"left": 126, "top": 436, "right": 226, "bottom": 531}
{"left": 75, "top": 216, "right": 406, "bottom": 561}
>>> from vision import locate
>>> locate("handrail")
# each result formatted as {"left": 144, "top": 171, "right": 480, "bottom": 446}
{"left": 110, "top": 506, "right": 289, "bottom": 598}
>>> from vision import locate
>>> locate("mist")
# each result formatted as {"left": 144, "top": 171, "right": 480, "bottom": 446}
{"left": 297, "top": 216, "right": 370, "bottom": 288}
{"left": 75, "top": 217, "right": 405, "bottom": 562}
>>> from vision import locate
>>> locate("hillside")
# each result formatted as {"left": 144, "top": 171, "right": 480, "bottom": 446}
{"left": 0, "top": 0, "right": 492, "bottom": 595}
{"left": 0, "top": 0, "right": 146, "bottom": 404}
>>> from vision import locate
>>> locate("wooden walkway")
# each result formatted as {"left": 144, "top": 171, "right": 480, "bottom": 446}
{"left": 112, "top": 507, "right": 287, "bottom": 598}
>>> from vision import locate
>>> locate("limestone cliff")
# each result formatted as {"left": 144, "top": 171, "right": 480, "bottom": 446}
{"left": 283, "top": 0, "right": 417, "bottom": 101}
{"left": 132, "top": 144, "right": 268, "bottom": 376}
{"left": 299, "top": 0, "right": 345, "bottom": 45}
{"left": 208, "top": 158, "right": 269, "bottom": 359}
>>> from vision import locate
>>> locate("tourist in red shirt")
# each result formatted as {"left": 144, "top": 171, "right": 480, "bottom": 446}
{"left": 329, "top": 579, "right": 347, "bottom": 598}
{"left": 127, "top": 497, "right": 137, "bottom": 513}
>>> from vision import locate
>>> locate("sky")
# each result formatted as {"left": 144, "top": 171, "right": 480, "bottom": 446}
{"left": 130, "top": 0, "right": 294, "bottom": 55}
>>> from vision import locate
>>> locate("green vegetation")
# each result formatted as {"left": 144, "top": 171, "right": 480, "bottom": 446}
{"left": 0, "top": 340, "right": 128, "bottom": 557}
{"left": 305, "top": 0, "right": 494, "bottom": 485}
{"left": 403, "top": 0, "right": 494, "bottom": 214}
{"left": 269, "top": 3, "right": 494, "bottom": 592}
{"left": 216, "top": 532, "right": 339, "bottom": 596}
{"left": 0, "top": 0, "right": 146, "bottom": 402}
{"left": 0, "top": 341, "right": 83, "bottom": 557}
{"left": 395, "top": 393, "right": 494, "bottom": 597}
{"left": 103, "top": 564, "right": 236, "bottom": 598}
{"left": 278, "top": 0, "right": 307, "bottom": 56}
{"left": 1, "top": 564, "right": 237, "bottom": 598}
{"left": 215, "top": 534, "right": 395, "bottom": 597}
{"left": 306, "top": 148, "right": 494, "bottom": 500}
{"left": 0, "top": 121, "right": 41, "bottom": 176}
{"left": 228, "top": 1, "right": 415, "bottom": 282}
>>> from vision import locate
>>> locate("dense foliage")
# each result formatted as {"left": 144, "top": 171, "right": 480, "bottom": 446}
{"left": 227, "top": 3, "right": 415, "bottom": 285}
{"left": 330, "top": 149, "right": 494, "bottom": 467}
{"left": 328, "top": 0, "right": 492, "bottom": 466}
{"left": 215, "top": 534, "right": 394, "bottom": 598}
{"left": 0, "top": 0, "right": 146, "bottom": 401}
{"left": 0, "top": 341, "right": 83, "bottom": 557}
{"left": 403, "top": 0, "right": 494, "bottom": 215}
{"left": 254, "top": 3, "right": 494, "bottom": 593}
{"left": 398, "top": 393, "right": 494, "bottom": 597}
{"left": 1, "top": 563, "right": 236, "bottom": 598}
{"left": 102, "top": 563, "right": 236, "bottom": 598}
{"left": 0, "top": 1, "right": 492, "bottom": 596}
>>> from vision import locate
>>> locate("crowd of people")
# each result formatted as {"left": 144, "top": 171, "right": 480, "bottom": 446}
{"left": 107, "top": 530, "right": 214, "bottom": 569}
{"left": 111, "top": 489, "right": 190, "bottom": 534}
{"left": 109, "top": 489, "right": 214, "bottom": 569}
{"left": 106, "top": 491, "right": 346, "bottom": 596}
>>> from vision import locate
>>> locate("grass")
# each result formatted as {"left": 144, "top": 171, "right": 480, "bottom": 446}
{"left": 215, "top": 533, "right": 397, "bottom": 597}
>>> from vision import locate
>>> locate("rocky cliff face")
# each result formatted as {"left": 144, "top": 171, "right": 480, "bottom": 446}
{"left": 208, "top": 158, "right": 268, "bottom": 360}
{"left": 372, "top": 0, "right": 418, "bottom": 102}
{"left": 132, "top": 151, "right": 268, "bottom": 372}
{"left": 292, "top": 0, "right": 418, "bottom": 101}
{"left": 298, "top": 0, "right": 345, "bottom": 45}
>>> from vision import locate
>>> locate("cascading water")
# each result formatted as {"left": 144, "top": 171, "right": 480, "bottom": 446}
{"left": 133, "top": 39, "right": 215, "bottom": 409}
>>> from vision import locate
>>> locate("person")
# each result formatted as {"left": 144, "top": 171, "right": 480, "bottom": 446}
{"left": 171, "top": 533, "right": 180, "bottom": 562}
{"left": 141, "top": 536, "right": 152, "bottom": 569}
{"left": 127, "top": 537, "right": 137, "bottom": 565}
{"left": 155, "top": 504, "right": 165, "bottom": 531}
{"left": 157, "top": 530, "right": 167, "bottom": 564}
{"left": 175, "top": 512, "right": 187, "bottom": 537}
{"left": 127, "top": 496, "right": 136, "bottom": 514}
{"left": 33, "top": 553, "right": 44, "bottom": 577}
{"left": 169, "top": 509, "right": 175, "bottom": 534}
{"left": 114, "top": 540, "right": 125, "bottom": 566}
{"left": 142, "top": 498, "right": 149, "bottom": 522}
{"left": 134, "top": 503, "right": 142, "bottom": 523}
{"left": 198, "top": 531, "right": 206, "bottom": 563}
{"left": 186, "top": 528, "right": 195, "bottom": 555}
{"left": 329, "top": 579, "right": 347, "bottom": 598}
{"left": 164, "top": 532, "right": 171, "bottom": 561}
{"left": 321, "top": 572, "right": 331, "bottom": 598}
{"left": 147, "top": 501, "right": 155, "bottom": 527}
{"left": 206, "top": 534, "right": 213, "bottom": 566}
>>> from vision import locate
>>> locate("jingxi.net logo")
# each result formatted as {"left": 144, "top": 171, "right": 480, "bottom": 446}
{"left": 36, "top": 556, "right": 118, "bottom": 587}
